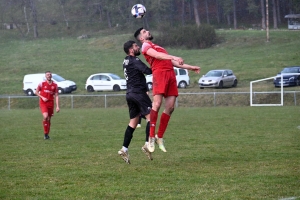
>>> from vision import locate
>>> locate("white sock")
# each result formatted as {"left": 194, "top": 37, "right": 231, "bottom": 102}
{"left": 122, "top": 146, "right": 128, "bottom": 152}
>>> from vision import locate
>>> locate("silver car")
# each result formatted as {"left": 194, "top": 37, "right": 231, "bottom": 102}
{"left": 199, "top": 69, "right": 238, "bottom": 89}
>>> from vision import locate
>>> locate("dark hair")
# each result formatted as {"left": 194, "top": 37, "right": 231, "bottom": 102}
{"left": 134, "top": 27, "right": 143, "bottom": 39}
{"left": 45, "top": 71, "right": 51, "bottom": 74}
{"left": 123, "top": 40, "right": 136, "bottom": 54}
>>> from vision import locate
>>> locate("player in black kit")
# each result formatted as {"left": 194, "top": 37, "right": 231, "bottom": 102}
{"left": 118, "top": 40, "right": 153, "bottom": 164}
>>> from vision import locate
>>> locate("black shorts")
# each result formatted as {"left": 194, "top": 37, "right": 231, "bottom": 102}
{"left": 126, "top": 92, "right": 152, "bottom": 119}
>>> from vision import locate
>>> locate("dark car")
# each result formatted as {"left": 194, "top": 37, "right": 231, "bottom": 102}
{"left": 273, "top": 66, "right": 300, "bottom": 87}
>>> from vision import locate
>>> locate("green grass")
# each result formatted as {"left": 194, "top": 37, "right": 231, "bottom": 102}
{"left": 0, "top": 29, "right": 300, "bottom": 95}
{"left": 0, "top": 107, "right": 300, "bottom": 199}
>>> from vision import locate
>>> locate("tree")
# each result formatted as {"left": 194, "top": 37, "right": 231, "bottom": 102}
{"left": 233, "top": 0, "right": 237, "bottom": 29}
{"left": 205, "top": 0, "right": 210, "bottom": 24}
{"left": 192, "top": 0, "right": 201, "bottom": 26}
{"left": 29, "top": 0, "right": 38, "bottom": 38}
{"left": 261, "top": 0, "right": 266, "bottom": 29}
{"left": 272, "top": 0, "right": 278, "bottom": 28}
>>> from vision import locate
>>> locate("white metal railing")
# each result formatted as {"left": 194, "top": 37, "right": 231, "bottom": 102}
{"left": 1, "top": 91, "right": 300, "bottom": 110}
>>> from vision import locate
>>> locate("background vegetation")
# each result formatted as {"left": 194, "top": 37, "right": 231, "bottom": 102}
{"left": 1, "top": 107, "right": 300, "bottom": 199}
{"left": 0, "top": 29, "right": 300, "bottom": 96}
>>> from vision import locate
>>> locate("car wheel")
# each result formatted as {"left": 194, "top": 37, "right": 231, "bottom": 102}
{"left": 58, "top": 88, "right": 64, "bottom": 94}
{"left": 232, "top": 79, "right": 238, "bottom": 87}
{"left": 296, "top": 78, "right": 300, "bottom": 86}
{"left": 200, "top": 87, "right": 204, "bottom": 89}
{"left": 218, "top": 81, "right": 223, "bottom": 89}
{"left": 147, "top": 82, "right": 153, "bottom": 90}
{"left": 178, "top": 81, "right": 187, "bottom": 88}
{"left": 87, "top": 85, "right": 94, "bottom": 92}
{"left": 26, "top": 89, "right": 34, "bottom": 96}
{"left": 113, "top": 85, "right": 121, "bottom": 91}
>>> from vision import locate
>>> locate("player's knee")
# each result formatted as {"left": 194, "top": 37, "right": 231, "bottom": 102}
{"left": 152, "top": 101, "right": 161, "bottom": 110}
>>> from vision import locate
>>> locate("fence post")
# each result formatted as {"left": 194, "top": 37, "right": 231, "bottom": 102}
{"left": 105, "top": 94, "right": 107, "bottom": 108}
{"left": 8, "top": 96, "right": 10, "bottom": 110}
{"left": 71, "top": 95, "right": 73, "bottom": 109}
{"left": 294, "top": 91, "right": 296, "bottom": 106}
{"left": 214, "top": 92, "right": 216, "bottom": 107}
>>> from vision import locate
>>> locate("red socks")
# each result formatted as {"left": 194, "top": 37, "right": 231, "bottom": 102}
{"left": 43, "top": 120, "right": 50, "bottom": 134}
{"left": 157, "top": 112, "right": 170, "bottom": 138}
{"left": 150, "top": 109, "right": 158, "bottom": 137}
{"left": 150, "top": 109, "right": 170, "bottom": 138}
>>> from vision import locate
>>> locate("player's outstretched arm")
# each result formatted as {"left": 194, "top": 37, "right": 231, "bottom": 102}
{"left": 146, "top": 48, "right": 184, "bottom": 65}
{"left": 172, "top": 60, "right": 201, "bottom": 74}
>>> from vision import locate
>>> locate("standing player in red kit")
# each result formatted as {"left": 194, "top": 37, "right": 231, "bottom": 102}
{"left": 35, "top": 71, "right": 60, "bottom": 139}
{"left": 134, "top": 28, "right": 201, "bottom": 153}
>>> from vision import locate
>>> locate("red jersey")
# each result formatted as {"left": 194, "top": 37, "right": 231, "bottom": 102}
{"left": 37, "top": 81, "right": 58, "bottom": 103}
{"left": 141, "top": 41, "right": 173, "bottom": 73}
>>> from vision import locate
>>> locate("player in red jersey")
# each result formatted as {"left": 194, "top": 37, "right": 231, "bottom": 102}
{"left": 35, "top": 71, "right": 60, "bottom": 139}
{"left": 134, "top": 27, "right": 201, "bottom": 153}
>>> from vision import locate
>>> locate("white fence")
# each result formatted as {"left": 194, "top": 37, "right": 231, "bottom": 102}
{"left": 1, "top": 91, "right": 300, "bottom": 110}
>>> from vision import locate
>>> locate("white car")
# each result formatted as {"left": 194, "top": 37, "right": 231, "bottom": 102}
{"left": 145, "top": 67, "right": 190, "bottom": 90}
{"left": 85, "top": 73, "right": 127, "bottom": 92}
{"left": 23, "top": 73, "right": 77, "bottom": 96}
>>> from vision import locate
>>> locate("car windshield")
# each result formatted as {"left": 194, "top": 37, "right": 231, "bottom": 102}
{"left": 281, "top": 68, "right": 299, "bottom": 73}
{"left": 109, "top": 74, "right": 121, "bottom": 80}
{"left": 206, "top": 71, "right": 223, "bottom": 77}
{"left": 52, "top": 74, "right": 66, "bottom": 82}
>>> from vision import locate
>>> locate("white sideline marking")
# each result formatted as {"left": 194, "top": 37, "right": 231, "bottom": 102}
{"left": 279, "top": 197, "right": 299, "bottom": 200}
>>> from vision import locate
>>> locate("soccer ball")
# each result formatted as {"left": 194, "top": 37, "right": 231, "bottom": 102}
{"left": 131, "top": 4, "right": 146, "bottom": 18}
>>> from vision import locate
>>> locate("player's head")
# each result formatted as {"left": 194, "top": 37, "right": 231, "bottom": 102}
{"left": 45, "top": 71, "right": 52, "bottom": 81}
{"left": 134, "top": 27, "right": 153, "bottom": 42}
{"left": 123, "top": 40, "right": 140, "bottom": 56}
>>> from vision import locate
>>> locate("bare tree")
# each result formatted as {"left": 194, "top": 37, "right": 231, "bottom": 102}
{"left": 192, "top": 0, "right": 201, "bottom": 26}
{"left": 216, "top": 0, "right": 221, "bottom": 24}
{"left": 276, "top": 0, "right": 281, "bottom": 24}
{"left": 23, "top": 1, "right": 30, "bottom": 35}
{"left": 205, "top": 0, "right": 210, "bottom": 24}
{"left": 261, "top": 0, "right": 266, "bottom": 29}
{"left": 233, "top": 0, "right": 237, "bottom": 29}
{"left": 29, "top": 0, "right": 38, "bottom": 38}
{"left": 58, "top": 0, "right": 69, "bottom": 28}
{"left": 181, "top": 0, "right": 185, "bottom": 25}
{"left": 272, "top": 0, "right": 278, "bottom": 28}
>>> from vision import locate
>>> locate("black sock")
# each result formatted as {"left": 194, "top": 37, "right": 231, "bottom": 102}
{"left": 123, "top": 125, "right": 135, "bottom": 148}
{"left": 145, "top": 121, "right": 150, "bottom": 142}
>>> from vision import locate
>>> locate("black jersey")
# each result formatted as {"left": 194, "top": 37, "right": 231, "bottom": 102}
{"left": 123, "top": 55, "right": 152, "bottom": 93}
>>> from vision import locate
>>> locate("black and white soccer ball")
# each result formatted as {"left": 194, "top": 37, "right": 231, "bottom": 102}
{"left": 131, "top": 4, "right": 146, "bottom": 18}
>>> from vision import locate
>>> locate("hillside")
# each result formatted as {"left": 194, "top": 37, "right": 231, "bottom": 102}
{"left": 0, "top": 29, "right": 299, "bottom": 95}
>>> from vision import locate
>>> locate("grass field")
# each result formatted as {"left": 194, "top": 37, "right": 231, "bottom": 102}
{"left": 1, "top": 107, "right": 299, "bottom": 199}
{"left": 0, "top": 29, "right": 300, "bottom": 95}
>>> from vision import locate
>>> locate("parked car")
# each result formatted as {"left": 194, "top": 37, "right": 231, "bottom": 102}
{"left": 23, "top": 73, "right": 77, "bottom": 96}
{"left": 273, "top": 66, "right": 300, "bottom": 87}
{"left": 198, "top": 69, "right": 238, "bottom": 89}
{"left": 145, "top": 67, "right": 190, "bottom": 90}
{"left": 85, "top": 73, "right": 127, "bottom": 92}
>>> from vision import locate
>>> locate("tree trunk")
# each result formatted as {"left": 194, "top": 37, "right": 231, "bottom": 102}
{"left": 227, "top": 14, "right": 231, "bottom": 26}
{"left": 29, "top": 0, "right": 38, "bottom": 38}
{"left": 261, "top": 0, "right": 266, "bottom": 30}
{"left": 58, "top": 0, "right": 69, "bottom": 28}
{"left": 216, "top": 0, "right": 220, "bottom": 24}
{"left": 276, "top": 0, "right": 281, "bottom": 24}
{"left": 205, "top": 0, "right": 210, "bottom": 24}
{"left": 23, "top": 5, "right": 30, "bottom": 35}
{"left": 106, "top": 10, "right": 111, "bottom": 28}
{"left": 181, "top": 0, "right": 185, "bottom": 26}
{"left": 233, "top": 0, "right": 237, "bottom": 29}
{"left": 272, "top": 0, "right": 278, "bottom": 29}
{"left": 192, "top": 0, "right": 201, "bottom": 26}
